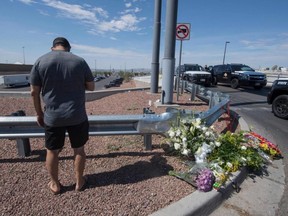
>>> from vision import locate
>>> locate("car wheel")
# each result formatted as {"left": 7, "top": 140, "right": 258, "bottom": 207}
{"left": 254, "top": 86, "right": 263, "bottom": 90}
{"left": 231, "top": 78, "right": 239, "bottom": 89}
{"left": 212, "top": 77, "right": 218, "bottom": 85}
{"left": 272, "top": 95, "right": 288, "bottom": 119}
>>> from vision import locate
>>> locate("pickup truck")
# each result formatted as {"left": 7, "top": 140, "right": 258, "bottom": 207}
{"left": 267, "top": 78, "right": 288, "bottom": 119}
{"left": 175, "top": 64, "right": 212, "bottom": 87}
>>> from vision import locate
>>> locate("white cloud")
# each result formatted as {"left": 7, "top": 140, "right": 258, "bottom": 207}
{"left": 17, "top": 0, "right": 147, "bottom": 35}
{"left": 37, "top": 9, "right": 49, "bottom": 16}
{"left": 98, "top": 14, "right": 144, "bottom": 32}
{"left": 18, "top": 0, "right": 36, "bottom": 4}
{"left": 42, "top": 0, "right": 98, "bottom": 22}
{"left": 125, "top": 3, "right": 132, "bottom": 8}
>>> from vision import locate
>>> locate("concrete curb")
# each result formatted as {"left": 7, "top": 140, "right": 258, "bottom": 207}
{"left": 150, "top": 168, "right": 248, "bottom": 216}
{"left": 150, "top": 111, "right": 250, "bottom": 216}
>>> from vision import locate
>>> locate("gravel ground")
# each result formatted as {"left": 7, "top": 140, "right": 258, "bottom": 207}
{"left": 0, "top": 80, "right": 236, "bottom": 216}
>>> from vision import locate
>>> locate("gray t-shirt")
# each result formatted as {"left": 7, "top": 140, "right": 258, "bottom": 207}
{"left": 30, "top": 50, "right": 94, "bottom": 127}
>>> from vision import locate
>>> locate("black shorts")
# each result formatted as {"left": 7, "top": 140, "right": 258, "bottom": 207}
{"left": 45, "top": 120, "right": 89, "bottom": 150}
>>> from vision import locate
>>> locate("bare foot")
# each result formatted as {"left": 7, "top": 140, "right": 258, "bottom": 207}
{"left": 48, "top": 181, "right": 61, "bottom": 195}
{"left": 75, "top": 176, "right": 88, "bottom": 192}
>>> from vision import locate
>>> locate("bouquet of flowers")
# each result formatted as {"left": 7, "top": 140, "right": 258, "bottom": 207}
{"left": 169, "top": 163, "right": 216, "bottom": 192}
{"left": 244, "top": 132, "right": 282, "bottom": 159}
{"left": 167, "top": 117, "right": 218, "bottom": 158}
{"left": 167, "top": 116, "right": 283, "bottom": 192}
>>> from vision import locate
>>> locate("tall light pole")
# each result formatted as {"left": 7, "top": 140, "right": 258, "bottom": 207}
{"left": 22, "top": 46, "right": 26, "bottom": 64}
{"left": 222, "top": 41, "right": 230, "bottom": 64}
{"left": 94, "top": 59, "right": 97, "bottom": 72}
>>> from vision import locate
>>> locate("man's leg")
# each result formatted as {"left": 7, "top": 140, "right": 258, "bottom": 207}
{"left": 46, "top": 149, "right": 61, "bottom": 193}
{"left": 73, "top": 146, "right": 86, "bottom": 191}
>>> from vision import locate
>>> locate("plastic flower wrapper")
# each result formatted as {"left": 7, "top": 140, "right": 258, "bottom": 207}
{"left": 209, "top": 162, "right": 229, "bottom": 189}
{"left": 169, "top": 162, "right": 215, "bottom": 192}
{"left": 194, "top": 142, "right": 214, "bottom": 163}
{"left": 168, "top": 161, "right": 199, "bottom": 188}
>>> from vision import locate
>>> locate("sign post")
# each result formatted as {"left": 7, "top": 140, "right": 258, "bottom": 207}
{"left": 176, "top": 23, "right": 191, "bottom": 100}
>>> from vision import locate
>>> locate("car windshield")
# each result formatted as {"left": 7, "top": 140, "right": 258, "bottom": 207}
{"left": 185, "top": 65, "right": 204, "bottom": 71}
{"left": 232, "top": 65, "right": 255, "bottom": 71}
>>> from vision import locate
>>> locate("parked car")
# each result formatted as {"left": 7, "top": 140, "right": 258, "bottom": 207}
{"left": 176, "top": 64, "right": 212, "bottom": 87}
{"left": 211, "top": 64, "right": 267, "bottom": 89}
{"left": 104, "top": 77, "right": 124, "bottom": 88}
{"left": 267, "top": 78, "right": 288, "bottom": 119}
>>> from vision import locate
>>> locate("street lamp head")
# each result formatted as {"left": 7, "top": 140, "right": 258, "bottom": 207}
{"left": 226, "top": 41, "right": 230, "bottom": 44}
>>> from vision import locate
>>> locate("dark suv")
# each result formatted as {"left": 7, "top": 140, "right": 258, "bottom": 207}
{"left": 267, "top": 78, "right": 288, "bottom": 119}
{"left": 175, "top": 64, "right": 212, "bottom": 87}
{"left": 211, "top": 64, "right": 267, "bottom": 89}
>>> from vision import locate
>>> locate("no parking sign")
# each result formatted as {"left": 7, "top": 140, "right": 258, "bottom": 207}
{"left": 176, "top": 23, "right": 191, "bottom": 40}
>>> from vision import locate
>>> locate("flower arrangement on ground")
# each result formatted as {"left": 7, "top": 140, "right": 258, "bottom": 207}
{"left": 167, "top": 116, "right": 282, "bottom": 192}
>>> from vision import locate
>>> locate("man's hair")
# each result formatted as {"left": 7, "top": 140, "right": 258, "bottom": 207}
{"left": 52, "top": 37, "right": 71, "bottom": 49}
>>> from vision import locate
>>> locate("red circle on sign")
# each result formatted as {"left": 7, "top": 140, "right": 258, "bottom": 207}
{"left": 176, "top": 24, "right": 190, "bottom": 39}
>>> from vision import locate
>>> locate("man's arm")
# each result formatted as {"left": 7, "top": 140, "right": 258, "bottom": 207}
{"left": 30, "top": 85, "right": 44, "bottom": 127}
{"left": 85, "top": 81, "right": 95, "bottom": 91}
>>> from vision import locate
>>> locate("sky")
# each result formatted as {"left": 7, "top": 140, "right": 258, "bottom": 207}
{"left": 0, "top": 0, "right": 287, "bottom": 71}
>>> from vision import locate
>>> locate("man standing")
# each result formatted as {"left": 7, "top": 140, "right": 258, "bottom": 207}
{"left": 30, "top": 37, "right": 95, "bottom": 194}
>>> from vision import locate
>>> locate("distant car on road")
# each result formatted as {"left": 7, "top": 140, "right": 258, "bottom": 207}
{"left": 104, "top": 77, "right": 124, "bottom": 88}
{"left": 211, "top": 64, "right": 267, "bottom": 89}
{"left": 267, "top": 78, "right": 288, "bottom": 119}
{"left": 176, "top": 64, "right": 212, "bottom": 87}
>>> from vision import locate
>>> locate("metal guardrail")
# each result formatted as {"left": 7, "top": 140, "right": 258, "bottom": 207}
{"left": 0, "top": 83, "right": 230, "bottom": 157}
{"left": 182, "top": 81, "right": 230, "bottom": 126}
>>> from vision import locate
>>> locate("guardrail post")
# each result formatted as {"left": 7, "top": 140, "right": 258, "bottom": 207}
{"left": 181, "top": 80, "right": 184, "bottom": 94}
{"left": 11, "top": 110, "right": 31, "bottom": 157}
{"left": 209, "top": 92, "right": 214, "bottom": 109}
{"left": 190, "top": 83, "right": 196, "bottom": 101}
{"left": 144, "top": 134, "right": 152, "bottom": 150}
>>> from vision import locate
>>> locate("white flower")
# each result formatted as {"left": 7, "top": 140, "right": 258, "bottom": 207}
{"left": 241, "top": 157, "right": 247, "bottom": 162}
{"left": 241, "top": 146, "right": 247, "bottom": 150}
{"left": 215, "top": 141, "right": 221, "bottom": 147}
{"left": 195, "top": 147, "right": 203, "bottom": 155}
{"left": 181, "top": 119, "right": 187, "bottom": 124}
{"left": 202, "top": 126, "right": 208, "bottom": 132}
{"left": 182, "top": 137, "right": 187, "bottom": 143}
{"left": 195, "top": 118, "right": 201, "bottom": 124}
{"left": 176, "top": 129, "right": 181, "bottom": 136}
{"left": 182, "top": 148, "right": 189, "bottom": 156}
{"left": 168, "top": 130, "right": 175, "bottom": 138}
{"left": 205, "top": 131, "right": 211, "bottom": 137}
{"left": 174, "top": 143, "right": 181, "bottom": 150}
{"left": 226, "top": 162, "right": 233, "bottom": 168}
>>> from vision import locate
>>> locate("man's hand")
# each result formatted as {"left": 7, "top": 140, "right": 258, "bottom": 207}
{"left": 36, "top": 114, "right": 44, "bottom": 127}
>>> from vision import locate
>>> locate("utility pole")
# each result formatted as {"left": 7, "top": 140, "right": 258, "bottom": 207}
{"left": 223, "top": 41, "right": 230, "bottom": 64}
{"left": 150, "top": 0, "right": 162, "bottom": 93}
{"left": 22, "top": 46, "right": 26, "bottom": 64}
{"left": 95, "top": 59, "right": 97, "bottom": 72}
{"left": 161, "top": 0, "right": 178, "bottom": 104}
